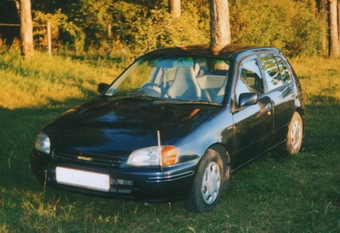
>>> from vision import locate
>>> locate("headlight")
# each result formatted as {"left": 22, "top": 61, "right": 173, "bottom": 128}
{"left": 35, "top": 132, "right": 51, "bottom": 154}
{"left": 127, "top": 146, "right": 177, "bottom": 167}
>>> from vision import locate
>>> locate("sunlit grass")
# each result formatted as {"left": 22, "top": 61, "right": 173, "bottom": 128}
{"left": 290, "top": 56, "right": 340, "bottom": 105}
{"left": 0, "top": 50, "right": 339, "bottom": 232}
{"left": 0, "top": 49, "right": 124, "bottom": 109}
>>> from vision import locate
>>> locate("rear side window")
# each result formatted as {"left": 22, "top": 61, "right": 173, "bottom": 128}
{"left": 258, "top": 54, "right": 292, "bottom": 91}
{"left": 258, "top": 54, "right": 281, "bottom": 91}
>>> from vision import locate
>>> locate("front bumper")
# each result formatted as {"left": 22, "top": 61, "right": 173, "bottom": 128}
{"left": 30, "top": 150, "right": 199, "bottom": 202}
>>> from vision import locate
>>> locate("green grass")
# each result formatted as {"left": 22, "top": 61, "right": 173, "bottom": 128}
{"left": 0, "top": 50, "right": 339, "bottom": 232}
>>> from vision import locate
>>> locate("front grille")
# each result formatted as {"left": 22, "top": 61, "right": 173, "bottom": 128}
{"left": 52, "top": 150, "right": 122, "bottom": 168}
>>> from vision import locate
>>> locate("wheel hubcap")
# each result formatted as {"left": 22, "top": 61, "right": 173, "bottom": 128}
{"left": 291, "top": 119, "right": 301, "bottom": 150}
{"left": 201, "top": 161, "right": 221, "bottom": 204}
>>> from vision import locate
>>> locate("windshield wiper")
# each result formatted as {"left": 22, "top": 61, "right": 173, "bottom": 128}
{"left": 106, "top": 95, "right": 220, "bottom": 106}
{"left": 107, "top": 94, "right": 166, "bottom": 102}
{"left": 153, "top": 99, "right": 221, "bottom": 106}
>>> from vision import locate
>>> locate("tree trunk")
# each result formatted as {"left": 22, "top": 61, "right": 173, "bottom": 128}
{"left": 319, "top": 0, "right": 328, "bottom": 55}
{"left": 329, "top": 0, "right": 339, "bottom": 57}
{"left": 169, "top": 0, "right": 181, "bottom": 18}
{"left": 20, "top": 0, "right": 34, "bottom": 58}
{"left": 338, "top": 1, "right": 340, "bottom": 46}
{"left": 209, "top": 0, "right": 231, "bottom": 52}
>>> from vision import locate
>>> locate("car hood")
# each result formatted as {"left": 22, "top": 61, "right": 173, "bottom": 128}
{"left": 44, "top": 97, "right": 221, "bottom": 156}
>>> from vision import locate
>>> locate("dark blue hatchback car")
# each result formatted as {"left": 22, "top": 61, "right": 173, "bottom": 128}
{"left": 31, "top": 44, "right": 305, "bottom": 212}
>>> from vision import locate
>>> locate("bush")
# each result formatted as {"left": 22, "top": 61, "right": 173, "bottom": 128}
{"left": 30, "top": 0, "right": 322, "bottom": 57}
{"left": 33, "top": 9, "right": 86, "bottom": 53}
{"left": 229, "top": 0, "right": 321, "bottom": 56}
{"left": 109, "top": 2, "right": 210, "bottom": 56}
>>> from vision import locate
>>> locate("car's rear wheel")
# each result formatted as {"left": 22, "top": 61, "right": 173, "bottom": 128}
{"left": 184, "top": 149, "right": 223, "bottom": 213}
{"left": 282, "top": 112, "right": 303, "bottom": 155}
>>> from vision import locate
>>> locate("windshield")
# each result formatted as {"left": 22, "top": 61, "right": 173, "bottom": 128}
{"left": 105, "top": 56, "right": 230, "bottom": 103}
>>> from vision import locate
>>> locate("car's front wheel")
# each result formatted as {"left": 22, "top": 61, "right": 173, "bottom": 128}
{"left": 184, "top": 149, "right": 224, "bottom": 213}
{"left": 282, "top": 112, "right": 303, "bottom": 155}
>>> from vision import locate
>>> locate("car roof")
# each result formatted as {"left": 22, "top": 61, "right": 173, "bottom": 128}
{"left": 141, "top": 44, "right": 280, "bottom": 60}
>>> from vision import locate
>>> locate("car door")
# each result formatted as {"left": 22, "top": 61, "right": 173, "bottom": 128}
{"left": 231, "top": 56, "right": 274, "bottom": 168}
{"left": 258, "top": 53, "right": 297, "bottom": 143}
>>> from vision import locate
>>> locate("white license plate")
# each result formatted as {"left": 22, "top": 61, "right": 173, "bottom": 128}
{"left": 56, "top": 167, "right": 110, "bottom": 192}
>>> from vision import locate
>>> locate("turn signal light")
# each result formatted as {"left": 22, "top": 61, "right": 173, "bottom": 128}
{"left": 161, "top": 146, "right": 178, "bottom": 166}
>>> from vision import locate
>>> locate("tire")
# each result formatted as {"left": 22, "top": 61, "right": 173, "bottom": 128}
{"left": 184, "top": 149, "right": 224, "bottom": 213}
{"left": 282, "top": 112, "right": 303, "bottom": 155}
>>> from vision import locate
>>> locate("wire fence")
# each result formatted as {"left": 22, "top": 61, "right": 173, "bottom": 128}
{"left": 0, "top": 22, "right": 52, "bottom": 56}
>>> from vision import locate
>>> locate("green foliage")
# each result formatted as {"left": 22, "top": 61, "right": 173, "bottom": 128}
{"left": 229, "top": 0, "right": 321, "bottom": 56}
{"left": 73, "top": 0, "right": 115, "bottom": 51}
{"left": 104, "top": 2, "right": 210, "bottom": 56}
{"left": 29, "top": 0, "right": 322, "bottom": 57}
{"left": 33, "top": 9, "right": 86, "bottom": 52}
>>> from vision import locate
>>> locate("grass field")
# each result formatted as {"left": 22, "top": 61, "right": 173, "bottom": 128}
{"left": 0, "top": 49, "right": 339, "bottom": 232}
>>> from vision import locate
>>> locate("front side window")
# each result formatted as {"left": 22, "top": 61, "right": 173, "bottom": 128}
{"left": 235, "top": 58, "right": 264, "bottom": 102}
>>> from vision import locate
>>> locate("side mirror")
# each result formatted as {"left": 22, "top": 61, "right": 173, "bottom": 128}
{"left": 97, "top": 83, "right": 110, "bottom": 94}
{"left": 239, "top": 92, "right": 258, "bottom": 107}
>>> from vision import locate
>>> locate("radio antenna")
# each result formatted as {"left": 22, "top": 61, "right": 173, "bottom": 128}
{"left": 157, "top": 130, "right": 163, "bottom": 171}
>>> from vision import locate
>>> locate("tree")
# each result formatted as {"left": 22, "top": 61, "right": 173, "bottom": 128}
{"left": 209, "top": 0, "right": 230, "bottom": 51}
{"left": 329, "top": 0, "right": 339, "bottom": 57}
{"left": 338, "top": 0, "right": 340, "bottom": 46}
{"left": 169, "top": 0, "right": 181, "bottom": 18}
{"left": 319, "top": 0, "right": 328, "bottom": 55}
{"left": 19, "top": 0, "right": 34, "bottom": 58}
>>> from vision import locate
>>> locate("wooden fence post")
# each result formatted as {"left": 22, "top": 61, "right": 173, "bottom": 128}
{"left": 47, "top": 21, "right": 52, "bottom": 56}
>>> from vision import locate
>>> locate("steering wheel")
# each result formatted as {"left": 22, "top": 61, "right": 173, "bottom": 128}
{"left": 141, "top": 83, "right": 171, "bottom": 98}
